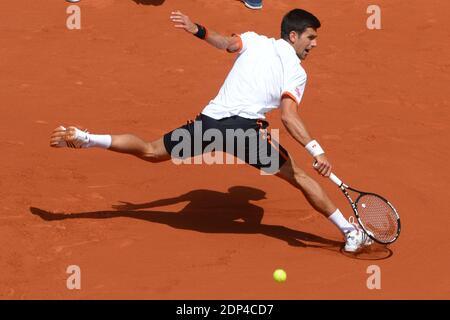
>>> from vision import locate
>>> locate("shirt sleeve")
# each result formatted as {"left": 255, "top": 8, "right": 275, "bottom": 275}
{"left": 235, "top": 31, "right": 259, "bottom": 54}
{"left": 281, "top": 67, "right": 307, "bottom": 107}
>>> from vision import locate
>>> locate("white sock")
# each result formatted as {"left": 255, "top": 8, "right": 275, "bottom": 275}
{"left": 86, "top": 134, "right": 112, "bottom": 149}
{"left": 328, "top": 209, "right": 355, "bottom": 235}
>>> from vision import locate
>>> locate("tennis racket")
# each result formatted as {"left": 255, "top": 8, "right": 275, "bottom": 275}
{"left": 326, "top": 171, "right": 401, "bottom": 244}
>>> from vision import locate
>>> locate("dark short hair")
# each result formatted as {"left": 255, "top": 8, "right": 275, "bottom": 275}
{"left": 281, "top": 9, "right": 321, "bottom": 40}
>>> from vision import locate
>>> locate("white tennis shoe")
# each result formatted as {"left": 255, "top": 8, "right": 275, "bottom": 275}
{"left": 344, "top": 216, "right": 374, "bottom": 252}
{"left": 50, "top": 126, "right": 90, "bottom": 149}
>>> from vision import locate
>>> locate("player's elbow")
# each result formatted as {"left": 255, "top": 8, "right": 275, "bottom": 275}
{"left": 226, "top": 43, "right": 239, "bottom": 53}
{"left": 225, "top": 37, "right": 241, "bottom": 53}
{"left": 281, "top": 113, "right": 294, "bottom": 127}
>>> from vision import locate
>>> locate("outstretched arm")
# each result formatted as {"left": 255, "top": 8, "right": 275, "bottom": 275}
{"left": 112, "top": 193, "right": 191, "bottom": 211}
{"left": 170, "top": 10, "right": 241, "bottom": 53}
{"left": 280, "top": 96, "right": 332, "bottom": 177}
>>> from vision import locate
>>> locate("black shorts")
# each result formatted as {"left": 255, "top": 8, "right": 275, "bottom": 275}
{"left": 163, "top": 114, "right": 289, "bottom": 174}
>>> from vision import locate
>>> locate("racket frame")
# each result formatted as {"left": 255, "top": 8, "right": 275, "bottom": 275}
{"left": 332, "top": 175, "right": 401, "bottom": 244}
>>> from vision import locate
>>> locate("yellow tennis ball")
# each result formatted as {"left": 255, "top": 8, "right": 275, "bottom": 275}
{"left": 273, "top": 269, "right": 287, "bottom": 283}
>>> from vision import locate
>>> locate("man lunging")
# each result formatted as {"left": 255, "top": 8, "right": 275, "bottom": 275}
{"left": 50, "top": 9, "right": 373, "bottom": 252}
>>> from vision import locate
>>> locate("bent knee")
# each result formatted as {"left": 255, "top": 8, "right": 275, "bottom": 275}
{"left": 140, "top": 142, "right": 170, "bottom": 163}
{"left": 278, "top": 162, "right": 309, "bottom": 185}
{"left": 140, "top": 143, "right": 160, "bottom": 162}
{"left": 293, "top": 169, "right": 309, "bottom": 181}
{"left": 290, "top": 168, "right": 311, "bottom": 187}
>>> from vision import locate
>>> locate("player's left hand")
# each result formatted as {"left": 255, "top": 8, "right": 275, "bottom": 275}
{"left": 170, "top": 10, "right": 198, "bottom": 34}
{"left": 313, "top": 154, "right": 332, "bottom": 177}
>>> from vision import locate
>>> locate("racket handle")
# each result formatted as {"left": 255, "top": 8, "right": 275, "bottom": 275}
{"left": 329, "top": 173, "right": 343, "bottom": 187}
{"left": 312, "top": 161, "right": 344, "bottom": 187}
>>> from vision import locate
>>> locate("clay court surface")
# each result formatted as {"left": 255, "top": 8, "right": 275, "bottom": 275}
{"left": 1, "top": 0, "right": 449, "bottom": 299}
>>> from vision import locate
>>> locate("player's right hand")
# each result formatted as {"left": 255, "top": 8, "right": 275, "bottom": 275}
{"left": 313, "top": 154, "right": 332, "bottom": 177}
{"left": 170, "top": 11, "right": 198, "bottom": 34}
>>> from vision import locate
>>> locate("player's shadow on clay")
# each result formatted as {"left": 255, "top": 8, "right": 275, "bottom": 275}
{"left": 131, "top": 0, "right": 165, "bottom": 5}
{"left": 31, "top": 186, "right": 342, "bottom": 250}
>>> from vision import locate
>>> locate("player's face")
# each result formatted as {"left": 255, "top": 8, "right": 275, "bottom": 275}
{"left": 291, "top": 28, "right": 318, "bottom": 60}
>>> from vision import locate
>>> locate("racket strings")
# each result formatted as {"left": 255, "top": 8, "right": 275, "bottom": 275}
{"left": 356, "top": 195, "right": 399, "bottom": 242}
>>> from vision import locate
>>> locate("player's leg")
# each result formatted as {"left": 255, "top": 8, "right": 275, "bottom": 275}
{"left": 276, "top": 158, "right": 374, "bottom": 252}
{"left": 234, "top": 120, "right": 356, "bottom": 235}
{"left": 275, "top": 156, "right": 336, "bottom": 217}
{"left": 109, "top": 135, "right": 171, "bottom": 163}
{"left": 50, "top": 126, "right": 171, "bottom": 163}
{"left": 246, "top": 132, "right": 369, "bottom": 250}
{"left": 275, "top": 156, "right": 353, "bottom": 232}
{"left": 235, "top": 121, "right": 352, "bottom": 232}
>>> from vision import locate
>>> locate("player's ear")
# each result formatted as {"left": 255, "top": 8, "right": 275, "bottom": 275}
{"left": 288, "top": 31, "right": 299, "bottom": 44}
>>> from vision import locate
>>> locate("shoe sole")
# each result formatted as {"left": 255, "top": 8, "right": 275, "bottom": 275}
{"left": 344, "top": 241, "right": 373, "bottom": 253}
{"left": 244, "top": 2, "right": 262, "bottom": 9}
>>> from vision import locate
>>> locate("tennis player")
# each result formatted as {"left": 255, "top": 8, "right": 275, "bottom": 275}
{"left": 50, "top": 9, "right": 372, "bottom": 252}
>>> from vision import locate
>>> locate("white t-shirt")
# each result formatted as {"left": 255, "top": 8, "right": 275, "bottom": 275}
{"left": 201, "top": 32, "right": 307, "bottom": 120}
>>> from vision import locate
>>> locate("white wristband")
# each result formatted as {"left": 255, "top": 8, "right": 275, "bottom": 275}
{"left": 305, "top": 140, "right": 325, "bottom": 157}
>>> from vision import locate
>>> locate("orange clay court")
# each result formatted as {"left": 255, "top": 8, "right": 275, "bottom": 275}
{"left": 0, "top": 0, "right": 449, "bottom": 299}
